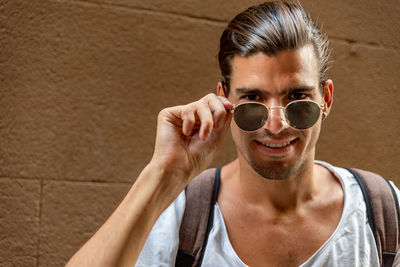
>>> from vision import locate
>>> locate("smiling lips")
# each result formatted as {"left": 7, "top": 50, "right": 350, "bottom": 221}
{"left": 259, "top": 139, "right": 296, "bottom": 149}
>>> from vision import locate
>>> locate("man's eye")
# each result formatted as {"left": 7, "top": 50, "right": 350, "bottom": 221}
{"left": 290, "top": 92, "right": 307, "bottom": 100}
{"left": 243, "top": 94, "right": 260, "bottom": 101}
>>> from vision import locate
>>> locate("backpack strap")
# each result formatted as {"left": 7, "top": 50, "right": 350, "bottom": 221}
{"left": 346, "top": 168, "right": 400, "bottom": 267}
{"left": 175, "top": 168, "right": 221, "bottom": 267}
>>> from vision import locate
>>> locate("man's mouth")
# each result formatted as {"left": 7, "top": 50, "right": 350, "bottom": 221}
{"left": 261, "top": 140, "right": 291, "bottom": 148}
{"left": 257, "top": 139, "right": 297, "bottom": 149}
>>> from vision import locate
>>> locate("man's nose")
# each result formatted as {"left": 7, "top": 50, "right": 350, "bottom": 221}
{"left": 263, "top": 106, "right": 290, "bottom": 134}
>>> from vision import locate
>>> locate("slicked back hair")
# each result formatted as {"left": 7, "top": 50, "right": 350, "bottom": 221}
{"left": 218, "top": 1, "right": 329, "bottom": 95}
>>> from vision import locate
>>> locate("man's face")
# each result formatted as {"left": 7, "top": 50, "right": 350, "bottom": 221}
{"left": 225, "top": 44, "right": 326, "bottom": 180}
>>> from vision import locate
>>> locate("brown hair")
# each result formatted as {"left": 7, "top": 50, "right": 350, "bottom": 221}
{"left": 218, "top": 1, "right": 329, "bottom": 95}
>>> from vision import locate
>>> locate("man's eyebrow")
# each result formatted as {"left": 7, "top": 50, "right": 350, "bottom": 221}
{"left": 235, "top": 87, "right": 265, "bottom": 95}
{"left": 234, "top": 85, "right": 316, "bottom": 95}
{"left": 285, "top": 85, "right": 316, "bottom": 94}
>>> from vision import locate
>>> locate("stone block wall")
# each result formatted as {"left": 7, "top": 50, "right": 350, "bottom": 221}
{"left": 1, "top": 1, "right": 399, "bottom": 266}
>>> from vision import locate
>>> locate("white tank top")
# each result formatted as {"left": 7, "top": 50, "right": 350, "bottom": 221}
{"left": 136, "top": 161, "right": 395, "bottom": 266}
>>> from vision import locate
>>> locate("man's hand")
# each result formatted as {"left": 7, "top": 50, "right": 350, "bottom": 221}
{"left": 66, "top": 93, "right": 233, "bottom": 267}
{"left": 151, "top": 93, "right": 233, "bottom": 181}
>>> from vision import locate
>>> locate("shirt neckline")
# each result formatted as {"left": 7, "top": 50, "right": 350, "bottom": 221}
{"left": 213, "top": 160, "right": 348, "bottom": 266}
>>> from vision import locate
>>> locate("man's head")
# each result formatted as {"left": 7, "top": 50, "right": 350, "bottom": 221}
{"left": 218, "top": 1, "right": 329, "bottom": 95}
{"left": 216, "top": 1, "right": 334, "bottom": 180}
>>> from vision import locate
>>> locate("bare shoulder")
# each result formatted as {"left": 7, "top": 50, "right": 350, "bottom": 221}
{"left": 216, "top": 159, "right": 240, "bottom": 206}
{"left": 220, "top": 159, "right": 238, "bottom": 177}
{"left": 312, "top": 163, "right": 344, "bottom": 217}
{"left": 315, "top": 163, "right": 343, "bottom": 196}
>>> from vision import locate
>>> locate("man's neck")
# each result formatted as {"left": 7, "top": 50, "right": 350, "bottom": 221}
{"left": 222, "top": 157, "right": 322, "bottom": 214}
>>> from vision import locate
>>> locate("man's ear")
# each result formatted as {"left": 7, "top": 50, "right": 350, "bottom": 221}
{"left": 217, "top": 81, "right": 226, "bottom": 97}
{"left": 323, "top": 79, "right": 334, "bottom": 117}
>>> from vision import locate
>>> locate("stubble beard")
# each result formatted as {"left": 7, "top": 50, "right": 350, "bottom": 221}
{"left": 234, "top": 132, "right": 304, "bottom": 180}
{"left": 245, "top": 153, "right": 303, "bottom": 180}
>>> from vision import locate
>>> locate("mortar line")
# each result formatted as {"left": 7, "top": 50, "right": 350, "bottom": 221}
{"left": 0, "top": 175, "right": 132, "bottom": 185}
{"left": 35, "top": 177, "right": 44, "bottom": 267}
{"left": 330, "top": 36, "right": 398, "bottom": 52}
{"left": 53, "top": 0, "right": 227, "bottom": 25}
{"left": 46, "top": 178, "right": 133, "bottom": 185}
{"left": 53, "top": 0, "right": 398, "bottom": 52}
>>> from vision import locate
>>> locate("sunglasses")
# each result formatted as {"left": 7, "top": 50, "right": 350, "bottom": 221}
{"left": 231, "top": 100, "right": 324, "bottom": 131}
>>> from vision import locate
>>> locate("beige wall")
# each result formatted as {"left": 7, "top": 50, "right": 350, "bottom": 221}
{"left": 1, "top": 0, "right": 399, "bottom": 266}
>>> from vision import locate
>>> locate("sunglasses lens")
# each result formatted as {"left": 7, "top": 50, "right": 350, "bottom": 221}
{"left": 234, "top": 103, "right": 268, "bottom": 131}
{"left": 285, "top": 101, "right": 321, "bottom": 130}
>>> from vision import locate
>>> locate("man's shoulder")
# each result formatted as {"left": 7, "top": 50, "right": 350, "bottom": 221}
{"left": 315, "top": 160, "right": 396, "bottom": 186}
{"left": 345, "top": 167, "right": 400, "bottom": 266}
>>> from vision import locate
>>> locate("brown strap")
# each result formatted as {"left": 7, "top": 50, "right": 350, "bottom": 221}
{"left": 176, "top": 168, "right": 217, "bottom": 267}
{"left": 352, "top": 168, "right": 399, "bottom": 266}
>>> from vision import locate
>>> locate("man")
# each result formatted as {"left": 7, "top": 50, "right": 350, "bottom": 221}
{"left": 67, "top": 2, "right": 399, "bottom": 266}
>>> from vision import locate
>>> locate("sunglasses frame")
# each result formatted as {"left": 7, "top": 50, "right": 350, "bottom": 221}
{"left": 231, "top": 99, "right": 325, "bottom": 131}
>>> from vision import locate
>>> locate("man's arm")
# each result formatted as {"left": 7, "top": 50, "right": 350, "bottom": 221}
{"left": 66, "top": 93, "right": 232, "bottom": 267}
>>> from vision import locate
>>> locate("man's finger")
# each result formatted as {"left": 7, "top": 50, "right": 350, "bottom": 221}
{"left": 205, "top": 95, "right": 228, "bottom": 130}
{"left": 195, "top": 101, "right": 214, "bottom": 140}
{"left": 180, "top": 106, "right": 196, "bottom": 136}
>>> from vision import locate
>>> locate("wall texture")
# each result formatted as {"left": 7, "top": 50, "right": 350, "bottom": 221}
{"left": 1, "top": 0, "right": 399, "bottom": 266}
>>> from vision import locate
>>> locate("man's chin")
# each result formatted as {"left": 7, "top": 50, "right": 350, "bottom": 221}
{"left": 249, "top": 160, "right": 300, "bottom": 180}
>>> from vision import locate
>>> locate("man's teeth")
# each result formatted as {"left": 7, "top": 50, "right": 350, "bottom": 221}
{"left": 262, "top": 141, "right": 291, "bottom": 148}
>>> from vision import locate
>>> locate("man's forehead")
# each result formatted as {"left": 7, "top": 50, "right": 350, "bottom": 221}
{"left": 231, "top": 45, "right": 318, "bottom": 72}
{"left": 230, "top": 45, "right": 320, "bottom": 91}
